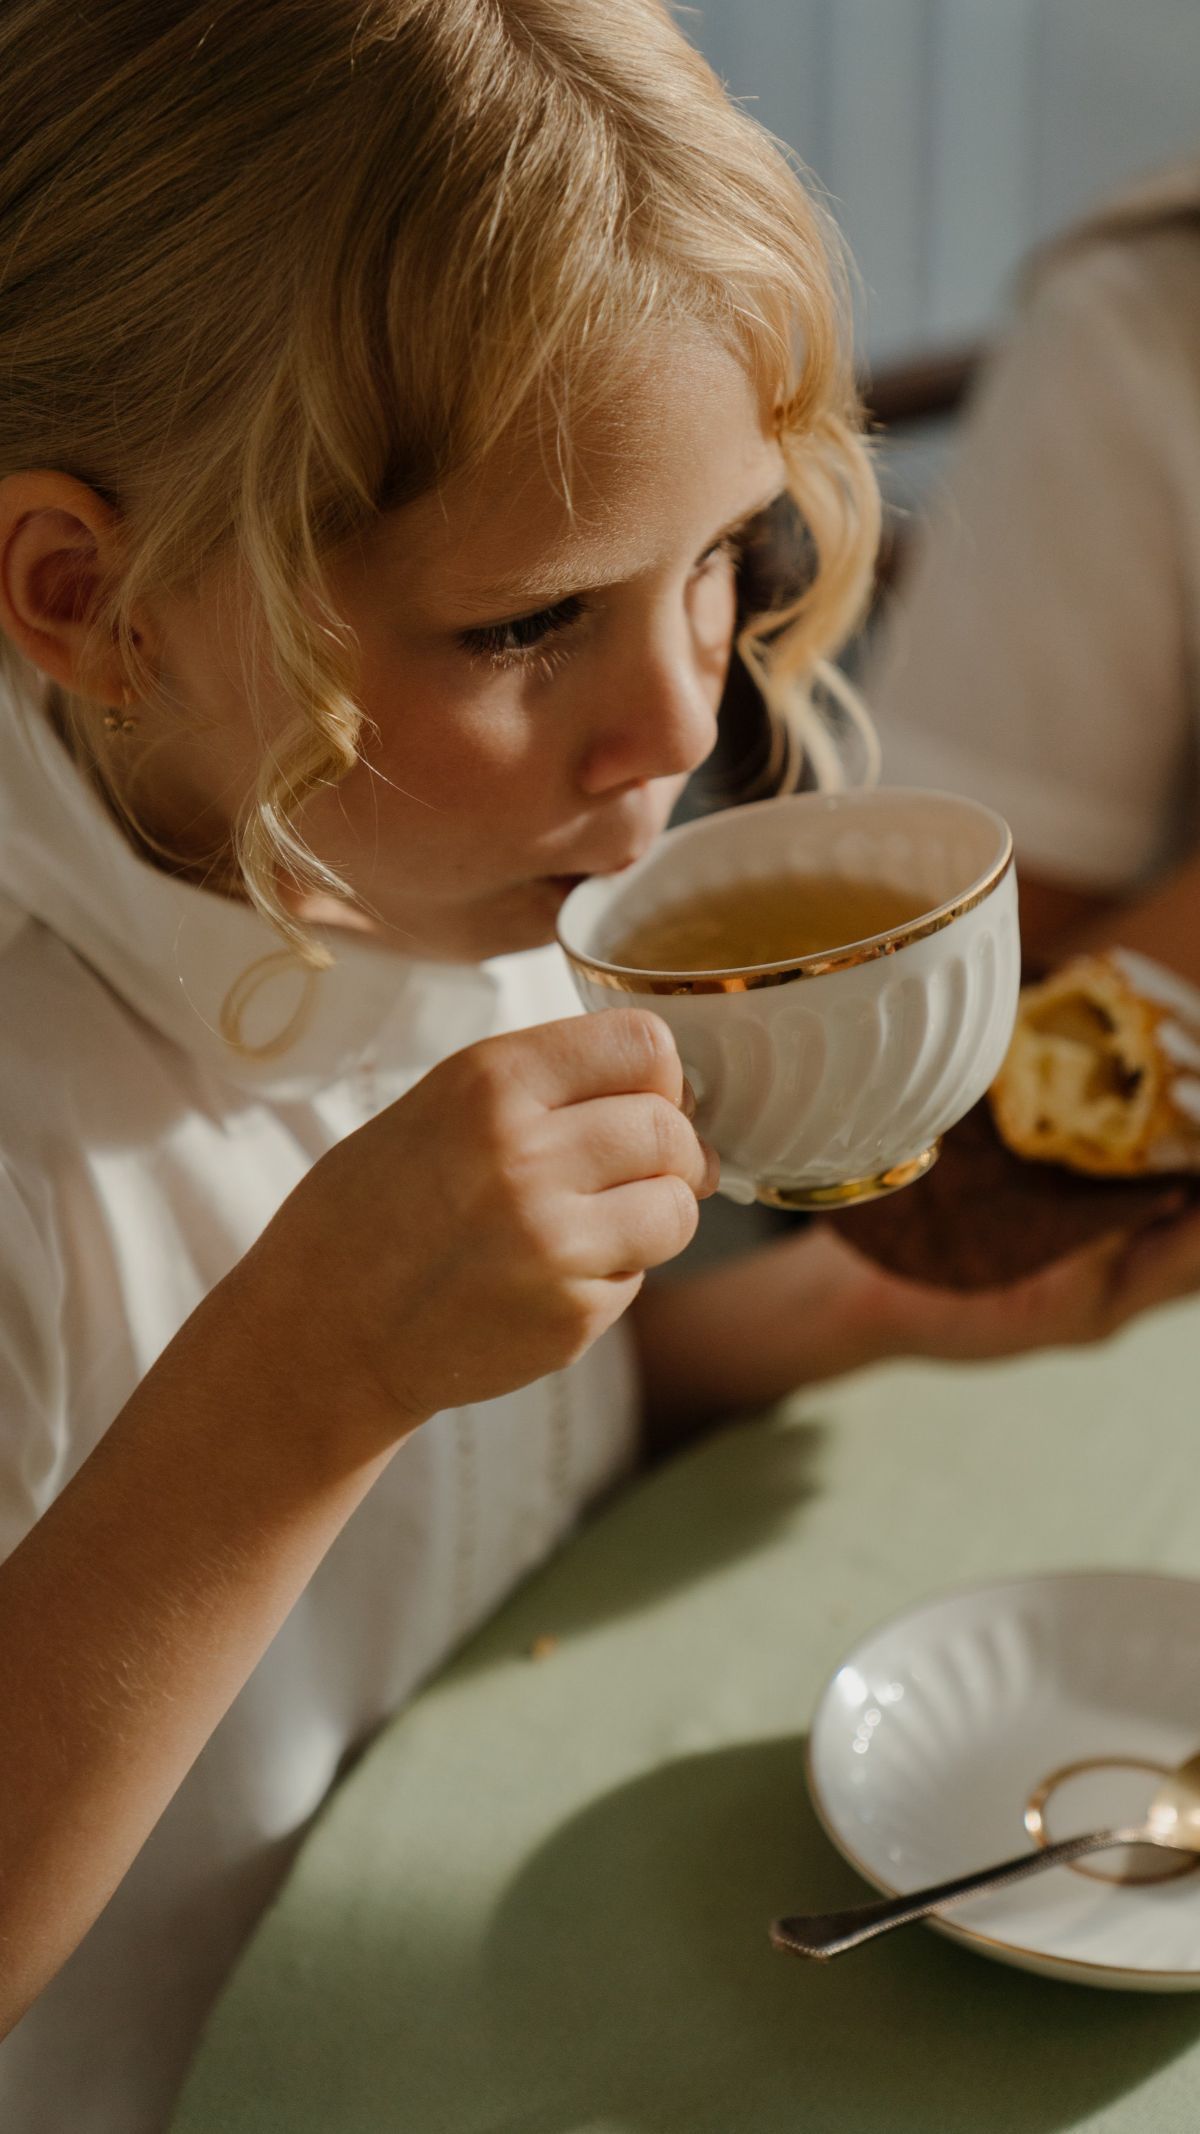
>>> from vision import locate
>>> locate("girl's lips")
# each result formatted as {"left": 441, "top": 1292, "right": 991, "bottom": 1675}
{"left": 543, "top": 853, "right": 644, "bottom": 888}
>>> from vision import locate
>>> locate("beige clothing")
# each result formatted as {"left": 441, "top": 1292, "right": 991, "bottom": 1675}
{"left": 866, "top": 182, "right": 1200, "bottom": 892}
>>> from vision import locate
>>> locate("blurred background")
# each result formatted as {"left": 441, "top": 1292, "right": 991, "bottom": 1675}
{"left": 685, "top": 0, "right": 1200, "bottom": 362}
{"left": 670, "top": 0, "right": 1200, "bottom": 1270}
{"left": 683, "top": 0, "right": 1200, "bottom": 514}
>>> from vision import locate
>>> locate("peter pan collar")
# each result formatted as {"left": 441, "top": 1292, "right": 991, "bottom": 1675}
{"left": 0, "top": 691, "right": 501, "bottom": 1100}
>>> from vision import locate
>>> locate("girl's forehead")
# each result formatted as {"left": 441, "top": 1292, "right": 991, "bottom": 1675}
{"left": 378, "top": 334, "right": 782, "bottom": 608}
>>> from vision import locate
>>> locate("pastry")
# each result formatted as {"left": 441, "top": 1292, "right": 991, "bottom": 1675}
{"left": 989, "top": 949, "right": 1200, "bottom": 1176}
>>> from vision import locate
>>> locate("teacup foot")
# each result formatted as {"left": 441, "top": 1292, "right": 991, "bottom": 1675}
{"left": 756, "top": 1141, "right": 941, "bottom": 1211}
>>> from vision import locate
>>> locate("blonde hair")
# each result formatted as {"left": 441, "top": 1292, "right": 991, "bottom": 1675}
{"left": 0, "top": 0, "right": 879, "bottom": 978}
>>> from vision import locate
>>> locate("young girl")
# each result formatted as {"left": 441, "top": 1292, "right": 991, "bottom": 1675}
{"left": 3, "top": 5, "right": 1200, "bottom": 2128}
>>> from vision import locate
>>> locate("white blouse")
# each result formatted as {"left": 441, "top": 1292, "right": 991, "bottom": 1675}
{"left": 0, "top": 694, "right": 638, "bottom": 2134}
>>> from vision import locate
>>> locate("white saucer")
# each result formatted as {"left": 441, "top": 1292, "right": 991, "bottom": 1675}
{"left": 807, "top": 1571, "right": 1200, "bottom": 1990}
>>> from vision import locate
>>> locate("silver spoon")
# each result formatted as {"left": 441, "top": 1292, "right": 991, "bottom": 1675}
{"left": 771, "top": 1752, "right": 1200, "bottom": 1960}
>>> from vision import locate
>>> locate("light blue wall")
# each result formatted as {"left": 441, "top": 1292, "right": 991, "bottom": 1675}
{"left": 684, "top": 0, "right": 1200, "bottom": 362}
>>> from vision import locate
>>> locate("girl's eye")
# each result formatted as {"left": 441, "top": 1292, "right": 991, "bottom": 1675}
{"left": 457, "top": 530, "right": 745, "bottom": 671}
{"left": 697, "top": 533, "right": 741, "bottom": 572}
{"left": 459, "top": 594, "right": 586, "bottom": 667}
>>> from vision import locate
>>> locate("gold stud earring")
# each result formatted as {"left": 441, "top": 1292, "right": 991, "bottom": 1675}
{"left": 103, "top": 689, "right": 139, "bottom": 739}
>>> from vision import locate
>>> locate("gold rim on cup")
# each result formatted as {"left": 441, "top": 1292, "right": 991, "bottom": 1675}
{"left": 754, "top": 1143, "right": 941, "bottom": 1211}
{"left": 557, "top": 841, "right": 1014, "bottom": 996}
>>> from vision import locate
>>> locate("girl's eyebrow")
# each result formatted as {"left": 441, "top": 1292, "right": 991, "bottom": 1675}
{"left": 451, "top": 485, "right": 788, "bottom": 617}
{"left": 704, "top": 487, "right": 789, "bottom": 553}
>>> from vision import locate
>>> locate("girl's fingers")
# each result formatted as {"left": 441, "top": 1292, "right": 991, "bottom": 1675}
{"left": 543, "top": 1093, "right": 718, "bottom": 1199}
{"left": 484, "top": 1010, "right": 685, "bottom": 1111}
{"left": 566, "top": 1174, "right": 704, "bottom": 1277}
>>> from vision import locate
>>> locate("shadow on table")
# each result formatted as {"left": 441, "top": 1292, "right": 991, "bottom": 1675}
{"left": 474, "top": 1735, "right": 1200, "bottom": 2134}
{"left": 449, "top": 1416, "right": 827, "bottom": 1683}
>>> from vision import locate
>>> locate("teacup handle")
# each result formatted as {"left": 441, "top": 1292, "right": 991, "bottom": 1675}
{"left": 715, "top": 1164, "right": 758, "bottom": 1207}
{"left": 681, "top": 1062, "right": 757, "bottom": 1206}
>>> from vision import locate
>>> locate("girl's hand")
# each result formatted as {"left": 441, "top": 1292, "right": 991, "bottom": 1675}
{"left": 245, "top": 1009, "right": 716, "bottom": 1446}
{"left": 850, "top": 1193, "right": 1200, "bottom": 1366}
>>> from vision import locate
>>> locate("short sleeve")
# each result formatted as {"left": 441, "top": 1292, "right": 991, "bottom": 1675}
{"left": 865, "top": 238, "right": 1199, "bottom": 892}
{"left": 0, "top": 1156, "right": 67, "bottom": 1565}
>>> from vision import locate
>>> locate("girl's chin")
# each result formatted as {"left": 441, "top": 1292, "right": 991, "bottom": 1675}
{"left": 318, "top": 875, "right": 584, "bottom": 962}
{"left": 459, "top": 874, "right": 584, "bottom": 957}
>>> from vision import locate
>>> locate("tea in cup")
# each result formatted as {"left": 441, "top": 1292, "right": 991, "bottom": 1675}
{"left": 556, "top": 787, "right": 1020, "bottom": 1207}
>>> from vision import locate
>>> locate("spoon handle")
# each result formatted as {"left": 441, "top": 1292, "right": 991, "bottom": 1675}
{"left": 771, "top": 1824, "right": 1150, "bottom": 1959}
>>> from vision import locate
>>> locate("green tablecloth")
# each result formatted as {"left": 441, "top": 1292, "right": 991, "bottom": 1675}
{"left": 171, "top": 1299, "right": 1200, "bottom": 2134}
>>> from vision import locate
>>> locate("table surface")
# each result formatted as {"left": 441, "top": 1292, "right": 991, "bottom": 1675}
{"left": 171, "top": 1295, "right": 1200, "bottom": 2134}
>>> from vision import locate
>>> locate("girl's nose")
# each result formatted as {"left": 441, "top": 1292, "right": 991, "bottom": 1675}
{"left": 575, "top": 631, "right": 722, "bottom": 798}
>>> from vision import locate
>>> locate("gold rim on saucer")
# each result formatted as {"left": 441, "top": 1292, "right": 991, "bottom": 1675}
{"left": 755, "top": 1143, "right": 940, "bottom": 1210}
{"left": 804, "top": 1570, "right": 1200, "bottom": 1987}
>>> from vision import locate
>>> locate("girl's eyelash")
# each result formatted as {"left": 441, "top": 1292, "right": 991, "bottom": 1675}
{"left": 458, "top": 529, "right": 746, "bottom": 673}
{"left": 459, "top": 594, "right": 587, "bottom": 669}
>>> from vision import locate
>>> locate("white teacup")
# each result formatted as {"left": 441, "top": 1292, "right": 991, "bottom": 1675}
{"left": 557, "top": 788, "right": 1020, "bottom": 1208}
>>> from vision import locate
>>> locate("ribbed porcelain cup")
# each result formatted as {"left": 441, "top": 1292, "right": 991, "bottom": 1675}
{"left": 556, "top": 788, "right": 1020, "bottom": 1209}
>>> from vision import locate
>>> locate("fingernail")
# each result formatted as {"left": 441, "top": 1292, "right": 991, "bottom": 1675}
{"left": 701, "top": 1141, "right": 721, "bottom": 1196}
{"left": 680, "top": 1078, "right": 697, "bottom": 1121}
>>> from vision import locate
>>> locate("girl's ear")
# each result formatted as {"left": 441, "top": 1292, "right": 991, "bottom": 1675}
{"left": 0, "top": 470, "right": 145, "bottom": 705}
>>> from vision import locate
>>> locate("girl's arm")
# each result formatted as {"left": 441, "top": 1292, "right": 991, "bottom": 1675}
{"left": 631, "top": 1205, "right": 1200, "bottom": 1458}
{"left": 0, "top": 1008, "right": 712, "bottom": 2031}
{"left": 0, "top": 1260, "right": 398, "bottom": 2034}
{"left": 630, "top": 1224, "right": 893, "bottom": 1456}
